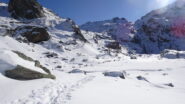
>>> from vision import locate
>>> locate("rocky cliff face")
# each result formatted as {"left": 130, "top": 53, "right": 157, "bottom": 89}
{"left": 134, "top": 0, "right": 185, "bottom": 53}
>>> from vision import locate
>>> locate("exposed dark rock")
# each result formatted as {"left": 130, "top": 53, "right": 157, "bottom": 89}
{"left": 56, "top": 65, "right": 62, "bottom": 68}
{"left": 13, "top": 51, "right": 35, "bottom": 62}
{"left": 103, "top": 71, "right": 126, "bottom": 79}
{"left": 70, "top": 58, "right": 75, "bottom": 62}
{"left": 106, "top": 42, "right": 121, "bottom": 50}
{"left": 12, "top": 51, "right": 51, "bottom": 74}
{"left": 162, "top": 73, "right": 168, "bottom": 76}
{"left": 69, "top": 69, "right": 86, "bottom": 74}
{"left": 82, "top": 59, "right": 88, "bottom": 62}
{"left": 160, "top": 49, "right": 185, "bottom": 59}
{"left": 43, "top": 52, "right": 58, "bottom": 58}
{"left": 14, "top": 26, "right": 50, "bottom": 43}
{"left": 64, "top": 40, "right": 77, "bottom": 45}
{"left": 164, "top": 83, "right": 174, "bottom": 87}
{"left": 5, "top": 65, "right": 55, "bottom": 80}
{"left": 8, "top": 0, "right": 45, "bottom": 19}
{"left": 34, "top": 60, "right": 51, "bottom": 74}
{"left": 72, "top": 25, "right": 87, "bottom": 42}
{"left": 136, "top": 76, "right": 149, "bottom": 82}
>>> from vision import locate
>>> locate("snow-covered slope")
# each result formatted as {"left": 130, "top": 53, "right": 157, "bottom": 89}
{"left": 134, "top": 0, "right": 185, "bottom": 53}
{"left": 0, "top": 1, "right": 126, "bottom": 68}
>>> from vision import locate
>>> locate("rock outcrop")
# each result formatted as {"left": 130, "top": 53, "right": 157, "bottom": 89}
{"left": 134, "top": 0, "right": 185, "bottom": 53}
{"left": 56, "top": 18, "right": 87, "bottom": 42}
{"left": 81, "top": 17, "right": 135, "bottom": 43}
{"left": 14, "top": 26, "right": 50, "bottom": 43}
{"left": 5, "top": 65, "right": 55, "bottom": 80}
{"left": 103, "top": 71, "right": 126, "bottom": 79}
{"left": 8, "top": 0, "right": 44, "bottom": 19}
{"left": 106, "top": 42, "right": 121, "bottom": 50}
{"left": 160, "top": 49, "right": 185, "bottom": 59}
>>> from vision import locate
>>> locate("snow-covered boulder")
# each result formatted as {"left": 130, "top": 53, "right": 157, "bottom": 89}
{"left": 103, "top": 71, "right": 126, "bottom": 79}
{"left": 13, "top": 26, "right": 50, "bottom": 43}
{"left": 134, "top": 0, "right": 185, "bottom": 53}
{"left": 69, "top": 69, "right": 86, "bottom": 74}
{"left": 0, "top": 50, "right": 55, "bottom": 80}
{"left": 5, "top": 65, "right": 55, "bottom": 80}
{"left": 161, "top": 49, "right": 185, "bottom": 59}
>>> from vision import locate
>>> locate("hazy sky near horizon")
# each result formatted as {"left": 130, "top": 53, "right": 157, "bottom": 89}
{"left": 1, "top": 0, "right": 176, "bottom": 24}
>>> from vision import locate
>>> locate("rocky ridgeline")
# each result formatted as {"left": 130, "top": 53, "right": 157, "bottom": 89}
{"left": 134, "top": 0, "right": 185, "bottom": 53}
{"left": 81, "top": 17, "right": 135, "bottom": 43}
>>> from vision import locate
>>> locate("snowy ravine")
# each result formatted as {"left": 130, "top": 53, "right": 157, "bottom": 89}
{"left": 1, "top": 0, "right": 185, "bottom": 104}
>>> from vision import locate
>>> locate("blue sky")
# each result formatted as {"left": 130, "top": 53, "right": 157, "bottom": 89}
{"left": 1, "top": 0, "right": 175, "bottom": 24}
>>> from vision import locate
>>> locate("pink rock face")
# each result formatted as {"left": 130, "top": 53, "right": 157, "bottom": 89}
{"left": 171, "top": 17, "right": 185, "bottom": 38}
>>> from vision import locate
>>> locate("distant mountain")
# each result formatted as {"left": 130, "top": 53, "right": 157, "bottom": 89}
{"left": 81, "top": 17, "right": 135, "bottom": 43}
{"left": 134, "top": 0, "right": 185, "bottom": 53}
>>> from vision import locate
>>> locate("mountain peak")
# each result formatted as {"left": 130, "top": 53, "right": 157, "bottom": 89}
{"left": 174, "top": 0, "right": 185, "bottom": 8}
{"left": 176, "top": 0, "right": 185, "bottom": 3}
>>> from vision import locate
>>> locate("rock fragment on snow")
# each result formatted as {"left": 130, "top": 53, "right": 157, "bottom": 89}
{"left": 69, "top": 69, "right": 86, "bottom": 74}
{"left": 164, "top": 83, "right": 174, "bottom": 87}
{"left": 103, "top": 71, "right": 126, "bottom": 79}
{"left": 136, "top": 76, "right": 149, "bottom": 82}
